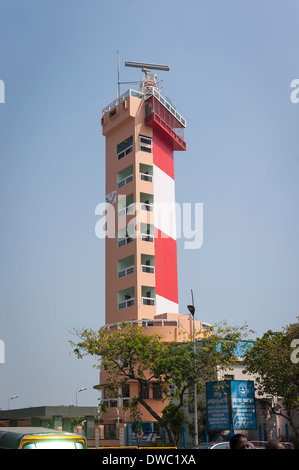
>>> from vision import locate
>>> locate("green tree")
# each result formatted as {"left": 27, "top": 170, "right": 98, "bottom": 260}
{"left": 243, "top": 318, "right": 299, "bottom": 441}
{"left": 161, "top": 404, "right": 184, "bottom": 445}
{"left": 71, "top": 321, "right": 250, "bottom": 446}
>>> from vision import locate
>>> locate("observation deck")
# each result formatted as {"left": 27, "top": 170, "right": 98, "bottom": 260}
{"left": 102, "top": 88, "right": 186, "bottom": 151}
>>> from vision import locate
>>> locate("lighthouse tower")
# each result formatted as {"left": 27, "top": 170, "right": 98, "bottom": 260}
{"left": 102, "top": 63, "right": 186, "bottom": 325}
{"left": 97, "top": 62, "right": 202, "bottom": 446}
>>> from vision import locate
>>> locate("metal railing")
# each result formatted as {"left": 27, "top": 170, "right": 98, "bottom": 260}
{"left": 117, "top": 236, "right": 134, "bottom": 247}
{"left": 140, "top": 233, "right": 154, "bottom": 242}
{"left": 101, "top": 397, "right": 130, "bottom": 408}
{"left": 141, "top": 265, "right": 155, "bottom": 274}
{"left": 140, "top": 172, "right": 153, "bottom": 182}
{"left": 102, "top": 88, "right": 186, "bottom": 128}
{"left": 140, "top": 203, "right": 153, "bottom": 212}
{"left": 118, "top": 298, "right": 135, "bottom": 309}
{"left": 117, "top": 144, "right": 133, "bottom": 160}
{"left": 117, "top": 173, "right": 133, "bottom": 188}
{"left": 102, "top": 89, "right": 144, "bottom": 115}
{"left": 150, "top": 88, "right": 186, "bottom": 127}
{"left": 103, "top": 319, "right": 179, "bottom": 329}
{"left": 142, "top": 297, "right": 155, "bottom": 306}
{"left": 118, "top": 204, "right": 135, "bottom": 217}
{"left": 118, "top": 265, "right": 134, "bottom": 278}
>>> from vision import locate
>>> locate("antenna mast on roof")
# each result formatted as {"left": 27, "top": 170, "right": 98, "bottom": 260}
{"left": 117, "top": 51, "right": 120, "bottom": 98}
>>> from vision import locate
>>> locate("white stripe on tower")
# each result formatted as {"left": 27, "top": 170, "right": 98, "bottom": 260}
{"left": 153, "top": 166, "right": 177, "bottom": 240}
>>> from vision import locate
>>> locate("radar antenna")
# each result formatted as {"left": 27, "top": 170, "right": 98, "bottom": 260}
{"left": 125, "top": 60, "right": 170, "bottom": 94}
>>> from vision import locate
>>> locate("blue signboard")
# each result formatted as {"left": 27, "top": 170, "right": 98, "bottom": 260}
{"left": 230, "top": 381, "right": 256, "bottom": 430}
{"left": 206, "top": 381, "right": 230, "bottom": 430}
{"left": 206, "top": 380, "right": 256, "bottom": 431}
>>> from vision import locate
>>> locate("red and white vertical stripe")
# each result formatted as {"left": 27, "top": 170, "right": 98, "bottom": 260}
{"left": 153, "top": 129, "right": 179, "bottom": 315}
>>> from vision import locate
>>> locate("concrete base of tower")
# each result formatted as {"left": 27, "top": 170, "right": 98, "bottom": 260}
{"left": 93, "top": 313, "right": 207, "bottom": 447}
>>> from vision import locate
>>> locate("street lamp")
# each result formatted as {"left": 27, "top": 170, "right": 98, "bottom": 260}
{"left": 76, "top": 387, "right": 87, "bottom": 407}
{"left": 187, "top": 289, "right": 198, "bottom": 447}
{"left": 8, "top": 395, "right": 18, "bottom": 410}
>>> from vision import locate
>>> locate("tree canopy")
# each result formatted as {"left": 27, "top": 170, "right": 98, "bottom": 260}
{"left": 243, "top": 318, "right": 299, "bottom": 440}
{"left": 71, "top": 320, "right": 251, "bottom": 445}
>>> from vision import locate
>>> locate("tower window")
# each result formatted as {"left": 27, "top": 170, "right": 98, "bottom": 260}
{"left": 117, "top": 136, "right": 133, "bottom": 160}
{"left": 140, "top": 145, "right": 152, "bottom": 153}
{"left": 139, "top": 134, "right": 152, "bottom": 153}
{"left": 139, "top": 135, "right": 152, "bottom": 146}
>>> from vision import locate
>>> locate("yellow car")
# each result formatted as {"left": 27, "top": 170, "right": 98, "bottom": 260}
{"left": 0, "top": 427, "right": 86, "bottom": 449}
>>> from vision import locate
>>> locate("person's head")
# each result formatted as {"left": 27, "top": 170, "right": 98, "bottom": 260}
{"left": 229, "top": 433, "right": 251, "bottom": 449}
{"left": 266, "top": 440, "right": 285, "bottom": 449}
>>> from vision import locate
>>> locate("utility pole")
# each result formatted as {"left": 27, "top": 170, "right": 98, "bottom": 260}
{"left": 187, "top": 289, "right": 198, "bottom": 447}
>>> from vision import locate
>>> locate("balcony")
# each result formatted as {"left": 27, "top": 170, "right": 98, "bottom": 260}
{"left": 141, "top": 265, "right": 155, "bottom": 274}
{"left": 145, "top": 112, "right": 186, "bottom": 151}
{"left": 117, "top": 255, "right": 135, "bottom": 278}
{"left": 118, "top": 255, "right": 134, "bottom": 278}
{"left": 140, "top": 164, "right": 153, "bottom": 183}
{"left": 117, "top": 235, "right": 134, "bottom": 247}
{"left": 118, "top": 298, "right": 135, "bottom": 309}
{"left": 102, "top": 88, "right": 186, "bottom": 149}
{"left": 141, "top": 233, "right": 154, "bottom": 242}
{"left": 117, "top": 165, "right": 133, "bottom": 188}
{"left": 140, "top": 223, "right": 154, "bottom": 242}
{"left": 142, "top": 297, "right": 155, "bottom": 306}
{"left": 144, "top": 93, "right": 186, "bottom": 151}
{"left": 118, "top": 173, "right": 133, "bottom": 188}
{"left": 118, "top": 287, "right": 135, "bottom": 309}
{"left": 140, "top": 202, "right": 153, "bottom": 212}
{"left": 142, "top": 286, "right": 155, "bottom": 306}
{"left": 118, "top": 265, "right": 134, "bottom": 277}
{"left": 141, "top": 254, "right": 155, "bottom": 274}
{"left": 118, "top": 193, "right": 134, "bottom": 218}
{"left": 118, "top": 203, "right": 135, "bottom": 217}
{"left": 102, "top": 88, "right": 186, "bottom": 128}
{"left": 140, "top": 172, "right": 153, "bottom": 182}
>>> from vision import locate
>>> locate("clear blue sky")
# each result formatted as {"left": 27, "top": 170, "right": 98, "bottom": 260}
{"left": 0, "top": 0, "right": 298, "bottom": 409}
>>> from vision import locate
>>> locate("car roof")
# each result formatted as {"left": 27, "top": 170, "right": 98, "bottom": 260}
{"left": 0, "top": 427, "right": 84, "bottom": 448}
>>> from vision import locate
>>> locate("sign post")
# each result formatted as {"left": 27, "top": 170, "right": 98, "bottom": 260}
{"left": 230, "top": 380, "right": 256, "bottom": 430}
{"left": 206, "top": 380, "right": 256, "bottom": 435}
{"left": 206, "top": 381, "right": 230, "bottom": 431}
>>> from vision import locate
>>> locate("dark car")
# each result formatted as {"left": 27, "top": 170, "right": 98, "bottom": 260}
{"left": 193, "top": 441, "right": 256, "bottom": 449}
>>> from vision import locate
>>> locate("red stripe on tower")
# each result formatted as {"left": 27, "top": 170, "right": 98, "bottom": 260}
{"left": 154, "top": 228, "right": 179, "bottom": 304}
{"left": 153, "top": 129, "right": 175, "bottom": 179}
